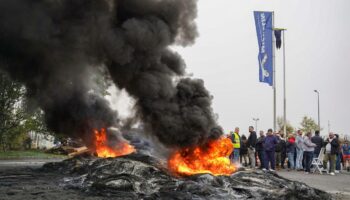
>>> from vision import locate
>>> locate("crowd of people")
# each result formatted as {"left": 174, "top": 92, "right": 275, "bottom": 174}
{"left": 228, "top": 127, "right": 350, "bottom": 175}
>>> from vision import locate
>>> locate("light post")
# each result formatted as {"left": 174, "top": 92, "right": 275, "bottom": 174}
{"left": 252, "top": 118, "right": 260, "bottom": 131}
{"left": 314, "top": 90, "right": 320, "bottom": 131}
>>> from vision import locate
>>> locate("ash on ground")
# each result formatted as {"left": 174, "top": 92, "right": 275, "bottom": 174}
{"left": 41, "top": 153, "right": 331, "bottom": 200}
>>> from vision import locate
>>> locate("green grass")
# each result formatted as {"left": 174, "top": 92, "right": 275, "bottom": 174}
{"left": 0, "top": 150, "right": 68, "bottom": 159}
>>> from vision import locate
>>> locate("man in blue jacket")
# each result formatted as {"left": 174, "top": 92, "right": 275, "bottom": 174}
{"left": 263, "top": 129, "right": 278, "bottom": 171}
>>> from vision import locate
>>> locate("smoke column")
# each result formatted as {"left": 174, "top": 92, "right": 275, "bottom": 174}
{"left": 0, "top": 0, "right": 222, "bottom": 148}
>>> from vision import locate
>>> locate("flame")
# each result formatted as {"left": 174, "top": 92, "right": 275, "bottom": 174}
{"left": 168, "top": 137, "right": 236, "bottom": 176}
{"left": 94, "top": 128, "right": 135, "bottom": 158}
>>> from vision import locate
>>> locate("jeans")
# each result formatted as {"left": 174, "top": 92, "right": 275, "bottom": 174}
{"left": 323, "top": 153, "right": 336, "bottom": 173}
{"left": 304, "top": 151, "right": 313, "bottom": 172}
{"left": 296, "top": 148, "right": 304, "bottom": 169}
{"left": 336, "top": 153, "right": 342, "bottom": 171}
{"left": 302, "top": 151, "right": 306, "bottom": 169}
{"left": 257, "top": 150, "right": 265, "bottom": 168}
{"left": 231, "top": 148, "right": 240, "bottom": 164}
{"left": 287, "top": 152, "right": 295, "bottom": 169}
{"left": 248, "top": 148, "right": 256, "bottom": 168}
{"left": 264, "top": 151, "right": 275, "bottom": 170}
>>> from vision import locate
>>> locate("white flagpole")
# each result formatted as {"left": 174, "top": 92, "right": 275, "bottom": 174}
{"left": 283, "top": 30, "right": 287, "bottom": 136}
{"left": 272, "top": 12, "right": 276, "bottom": 132}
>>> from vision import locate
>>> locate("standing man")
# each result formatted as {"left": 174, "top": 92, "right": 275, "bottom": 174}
{"left": 311, "top": 130, "right": 323, "bottom": 158}
{"left": 247, "top": 126, "right": 257, "bottom": 168}
{"left": 256, "top": 131, "right": 265, "bottom": 169}
{"left": 323, "top": 132, "right": 339, "bottom": 175}
{"left": 280, "top": 133, "right": 287, "bottom": 169}
{"left": 263, "top": 129, "right": 278, "bottom": 171}
{"left": 295, "top": 130, "right": 304, "bottom": 171}
{"left": 230, "top": 127, "right": 241, "bottom": 164}
{"left": 303, "top": 132, "right": 317, "bottom": 174}
{"left": 274, "top": 133, "right": 282, "bottom": 170}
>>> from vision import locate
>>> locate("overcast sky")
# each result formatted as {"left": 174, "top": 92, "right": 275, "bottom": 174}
{"left": 172, "top": 0, "right": 350, "bottom": 137}
{"left": 109, "top": 0, "right": 350, "bottom": 137}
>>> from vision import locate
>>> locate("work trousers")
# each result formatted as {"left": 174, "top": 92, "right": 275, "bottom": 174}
{"left": 281, "top": 152, "right": 287, "bottom": 168}
{"left": 323, "top": 153, "right": 336, "bottom": 173}
{"left": 257, "top": 150, "right": 265, "bottom": 169}
{"left": 275, "top": 152, "right": 281, "bottom": 167}
{"left": 264, "top": 151, "right": 275, "bottom": 170}
{"left": 248, "top": 148, "right": 256, "bottom": 168}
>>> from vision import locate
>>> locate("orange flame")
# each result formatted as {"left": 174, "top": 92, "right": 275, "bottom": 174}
{"left": 168, "top": 137, "right": 236, "bottom": 176}
{"left": 94, "top": 128, "right": 135, "bottom": 158}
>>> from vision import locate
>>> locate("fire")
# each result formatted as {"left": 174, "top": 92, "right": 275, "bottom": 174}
{"left": 94, "top": 128, "right": 135, "bottom": 158}
{"left": 168, "top": 137, "right": 236, "bottom": 176}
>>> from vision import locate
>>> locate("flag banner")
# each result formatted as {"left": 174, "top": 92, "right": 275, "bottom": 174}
{"left": 254, "top": 11, "right": 273, "bottom": 86}
{"left": 274, "top": 30, "right": 282, "bottom": 49}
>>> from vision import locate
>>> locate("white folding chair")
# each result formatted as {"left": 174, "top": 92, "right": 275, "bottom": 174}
{"left": 311, "top": 148, "right": 325, "bottom": 174}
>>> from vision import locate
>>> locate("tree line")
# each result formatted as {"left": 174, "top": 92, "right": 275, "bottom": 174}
{"left": 0, "top": 71, "right": 50, "bottom": 151}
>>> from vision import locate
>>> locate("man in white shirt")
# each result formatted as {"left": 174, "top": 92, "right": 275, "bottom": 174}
{"left": 323, "top": 132, "right": 339, "bottom": 175}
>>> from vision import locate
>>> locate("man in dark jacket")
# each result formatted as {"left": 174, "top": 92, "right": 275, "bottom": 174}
{"left": 255, "top": 131, "right": 265, "bottom": 169}
{"left": 280, "top": 134, "right": 287, "bottom": 169}
{"left": 275, "top": 133, "right": 282, "bottom": 169}
{"left": 247, "top": 126, "right": 257, "bottom": 168}
{"left": 263, "top": 129, "right": 278, "bottom": 171}
{"left": 323, "top": 132, "right": 339, "bottom": 175}
{"left": 311, "top": 130, "right": 323, "bottom": 158}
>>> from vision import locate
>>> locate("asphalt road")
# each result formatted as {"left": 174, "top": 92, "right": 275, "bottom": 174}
{"left": 278, "top": 170, "right": 350, "bottom": 200}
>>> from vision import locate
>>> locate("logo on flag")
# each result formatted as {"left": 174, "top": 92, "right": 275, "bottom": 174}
{"left": 254, "top": 11, "right": 273, "bottom": 86}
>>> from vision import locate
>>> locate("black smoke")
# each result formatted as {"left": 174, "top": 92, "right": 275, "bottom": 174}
{"left": 0, "top": 0, "right": 222, "bottom": 148}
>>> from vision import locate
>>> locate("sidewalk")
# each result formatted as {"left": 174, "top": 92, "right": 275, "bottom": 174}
{"left": 278, "top": 170, "right": 350, "bottom": 200}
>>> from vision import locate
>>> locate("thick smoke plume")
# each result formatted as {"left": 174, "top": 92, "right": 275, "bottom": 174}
{"left": 0, "top": 0, "right": 222, "bottom": 148}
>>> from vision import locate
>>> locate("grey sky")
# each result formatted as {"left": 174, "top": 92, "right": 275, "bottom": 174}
{"left": 171, "top": 0, "right": 350, "bottom": 136}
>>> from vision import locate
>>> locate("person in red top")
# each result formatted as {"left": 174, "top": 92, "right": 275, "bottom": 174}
{"left": 286, "top": 133, "right": 296, "bottom": 170}
{"left": 342, "top": 141, "right": 350, "bottom": 172}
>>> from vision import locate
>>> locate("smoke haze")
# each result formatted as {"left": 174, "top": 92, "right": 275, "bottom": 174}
{"left": 0, "top": 0, "right": 221, "bottom": 148}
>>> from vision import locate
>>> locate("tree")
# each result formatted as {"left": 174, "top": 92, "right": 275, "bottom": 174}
{"left": 0, "top": 71, "right": 54, "bottom": 150}
{"left": 277, "top": 116, "right": 294, "bottom": 135}
{"left": 0, "top": 71, "right": 26, "bottom": 151}
{"left": 299, "top": 116, "right": 320, "bottom": 133}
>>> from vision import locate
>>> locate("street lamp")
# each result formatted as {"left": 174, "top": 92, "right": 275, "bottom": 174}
{"left": 252, "top": 118, "right": 260, "bottom": 131}
{"left": 314, "top": 90, "right": 320, "bottom": 131}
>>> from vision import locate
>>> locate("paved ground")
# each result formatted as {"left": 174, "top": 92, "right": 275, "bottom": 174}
{"left": 0, "top": 158, "right": 63, "bottom": 168}
{"left": 278, "top": 170, "right": 350, "bottom": 200}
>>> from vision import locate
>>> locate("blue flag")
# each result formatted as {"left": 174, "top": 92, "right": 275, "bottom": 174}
{"left": 254, "top": 11, "right": 273, "bottom": 86}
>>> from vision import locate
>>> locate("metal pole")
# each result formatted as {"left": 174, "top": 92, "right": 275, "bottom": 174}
{"left": 253, "top": 118, "right": 259, "bottom": 131}
{"left": 314, "top": 90, "right": 320, "bottom": 131}
{"left": 272, "top": 12, "right": 276, "bottom": 132}
{"left": 283, "top": 30, "right": 287, "bottom": 136}
{"left": 318, "top": 92, "right": 320, "bottom": 131}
